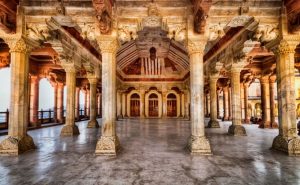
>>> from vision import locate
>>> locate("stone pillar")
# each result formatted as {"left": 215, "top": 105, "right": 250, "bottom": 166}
{"left": 244, "top": 82, "right": 250, "bottom": 123}
{"left": 271, "top": 40, "right": 300, "bottom": 156}
{"left": 260, "top": 76, "right": 271, "bottom": 128}
{"left": 87, "top": 78, "right": 99, "bottom": 128}
{"left": 216, "top": 90, "right": 221, "bottom": 119}
{"left": 75, "top": 87, "right": 80, "bottom": 121}
{"left": 140, "top": 90, "right": 145, "bottom": 118}
{"left": 228, "top": 87, "right": 232, "bottom": 120}
{"left": 187, "top": 39, "right": 211, "bottom": 155}
{"left": 162, "top": 91, "right": 167, "bottom": 118}
{"left": 57, "top": 83, "right": 64, "bottom": 123}
{"left": 0, "top": 38, "right": 35, "bottom": 155}
{"left": 116, "top": 91, "right": 121, "bottom": 119}
{"left": 98, "top": 93, "right": 102, "bottom": 117}
{"left": 53, "top": 83, "right": 58, "bottom": 123}
{"left": 240, "top": 83, "right": 245, "bottom": 121}
{"left": 84, "top": 89, "right": 88, "bottom": 117}
{"left": 29, "top": 75, "right": 40, "bottom": 127}
{"left": 121, "top": 92, "right": 126, "bottom": 117}
{"left": 181, "top": 93, "right": 185, "bottom": 117}
{"left": 222, "top": 86, "right": 229, "bottom": 121}
{"left": 208, "top": 76, "right": 220, "bottom": 128}
{"left": 228, "top": 67, "right": 247, "bottom": 136}
{"left": 269, "top": 76, "right": 278, "bottom": 128}
{"left": 95, "top": 37, "right": 120, "bottom": 155}
{"left": 60, "top": 66, "right": 79, "bottom": 136}
{"left": 87, "top": 89, "right": 90, "bottom": 117}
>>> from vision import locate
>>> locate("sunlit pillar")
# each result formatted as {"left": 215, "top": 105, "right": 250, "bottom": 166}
{"left": 271, "top": 40, "right": 300, "bottom": 155}
{"left": 222, "top": 86, "right": 229, "bottom": 121}
{"left": 187, "top": 39, "right": 211, "bottom": 155}
{"left": 228, "top": 65, "right": 247, "bottom": 136}
{"left": 95, "top": 37, "right": 120, "bottom": 155}
{"left": 260, "top": 76, "right": 271, "bottom": 128}
{"left": 87, "top": 78, "right": 99, "bottom": 128}
{"left": 269, "top": 75, "right": 278, "bottom": 128}
{"left": 29, "top": 75, "right": 40, "bottom": 127}
{"left": 0, "top": 38, "right": 35, "bottom": 155}
{"left": 240, "top": 83, "right": 245, "bottom": 121}
{"left": 140, "top": 89, "right": 145, "bottom": 118}
{"left": 75, "top": 87, "right": 80, "bottom": 120}
{"left": 60, "top": 66, "right": 79, "bottom": 136}
{"left": 244, "top": 82, "right": 250, "bottom": 123}
{"left": 56, "top": 83, "right": 64, "bottom": 123}
{"left": 208, "top": 76, "right": 220, "bottom": 128}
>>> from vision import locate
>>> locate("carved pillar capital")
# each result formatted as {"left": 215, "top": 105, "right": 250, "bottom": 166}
{"left": 97, "top": 36, "right": 119, "bottom": 54}
{"left": 187, "top": 39, "right": 206, "bottom": 55}
{"left": 274, "top": 39, "right": 298, "bottom": 55}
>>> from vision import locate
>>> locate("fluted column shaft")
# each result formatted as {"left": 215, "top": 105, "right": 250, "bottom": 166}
{"left": 240, "top": 84, "right": 245, "bottom": 120}
{"left": 75, "top": 87, "right": 80, "bottom": 120}
{"left": 57, "top": 83, "right": 64, "bottom": 123}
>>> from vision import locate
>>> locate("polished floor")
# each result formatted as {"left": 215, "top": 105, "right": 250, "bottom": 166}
{"left": 0, "top": 119, "right": 300, "bottom": 185}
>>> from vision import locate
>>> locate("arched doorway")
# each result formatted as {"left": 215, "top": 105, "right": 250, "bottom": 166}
{"left": 167, "top": 93, "right": 177, "bottom": 117}
{"left": 149, "top": 93, "right": 159, "bottom": 117}
{"left": 130, "top": 93, "right": 140, "bottom": 117}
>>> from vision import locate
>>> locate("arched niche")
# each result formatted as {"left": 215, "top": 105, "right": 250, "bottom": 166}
{"left": 145, "top": 90, "right": 162, "bottom": 118}
{"left": 166, "top": 90, "right": 181, "bottom": 117}
{"left": 126, "top": 90, "right": 142, "bottom": 117}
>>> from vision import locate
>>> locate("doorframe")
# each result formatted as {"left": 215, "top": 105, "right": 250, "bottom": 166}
{"left": 145, "top": 90, "right": 162, "bottom": 118}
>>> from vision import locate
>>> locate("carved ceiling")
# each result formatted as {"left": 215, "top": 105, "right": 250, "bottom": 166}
{"left": 284, "top": 0, "right": 300, "bottom": 33}
{"left": 0, "top": 0, "right": 19, "bottom": 33}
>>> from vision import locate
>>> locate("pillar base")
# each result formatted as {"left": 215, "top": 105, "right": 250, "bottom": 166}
{"left": 60, "top": 125, "right": 80, "bottom": 136}
{"left": 0, "top": 135, "right": 36, "bottom": 156}
{"left": 271, "top": 135, "right": 300, "bottom": 156}
{"left": 187, "top": 136, "right": 212, "bottom": 155}
{"left": 271, "top": 122, "right": 278, "bottom": 128}
{"left": 228, "top": 125, "right": 247, "bottom": 136}
{"left": 95, "top": 135, "right": 120, "bottom": 156}
{"left": 207, "top": 120, "right": 220, "bottom": 128}
{"left": 87, "top": 119, "right": 99, "bottom": 128}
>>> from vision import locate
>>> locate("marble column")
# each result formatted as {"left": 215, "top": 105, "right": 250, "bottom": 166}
{"left": 95, "top": 37, "right": 120, "bottom": 155}
{"left": 187, "top": 40, "right": 211, "bottom": 155}
{"left": 87, "top": 90, "right": 90, "bottom": 117}
{"left": 0, "top": 38, "right": 35, "bottom": 155}
{"left": 60, "top": 66, "right": 79, "bottom": 136}
{"left": 240, "top": 83, "right": 245, "bottom": 121}
{"left": 181, "top": 93, "right": 185, "bottom": 118}
{"left": 222, "top": 86, "right": 229, "bottom": 121}
{"left": 244, "top": 82, "right": 250, "bottom": 123}
{"left": 140, "top": 90, "right": 145, "bottom": 118}
{"left": 29, "top": 75, "right": 40, "bottom": 127}
{"left": 228, "top": 87, "right": 232, "bottom": 120}
{"left": 117, "top": 91, "right": 122, "bottom": 119}
{"left": 216, "top": 90, "right": 221, "bottom": 119}
{"left": 271, "top": 40, "right": 300, "bottom": 156}
{"left": 208, "top": 76, "right": 220, "bottom": 128}
{"left": 98, "top": 93, "right": 102, "bottom": 117}
{"left": 260, "top": 76, "right": 271, "bottom": 128}
{"left": 75, "top": 87, "right": 80, "bottom": 121}
{"left": 269, "top": 76, "right": 278, "bottom": 128}
{"left": 84, "top": 90, "right": 88, "bottom": 117}
{"left": 162, "top": 91, "right": 167, "bottom": 118}
{"left": 228, "top": 67, "right": 247, "bottom": 136}
{"left": 121, "top": 92, "right": 126, "bottom": 117}
{"left": 87, "top": 78, "right": 99, "bottom": 128}
{"left": 57, "top": 83, "right": 64, "bottom": 123}
{"left": 53, "top": 83, "right": 58, "bottom": 123}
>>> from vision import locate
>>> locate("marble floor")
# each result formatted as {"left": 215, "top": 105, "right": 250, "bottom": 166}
{"left": 0, "top": 119, "right": 300, "bottom": 185}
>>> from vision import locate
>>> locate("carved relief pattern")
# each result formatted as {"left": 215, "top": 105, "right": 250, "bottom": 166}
{"left": 98, "top": 37, "right": 118, "bottom": 53}
{"left": 187, "top": 39, "right": 206, "bottom": 55}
